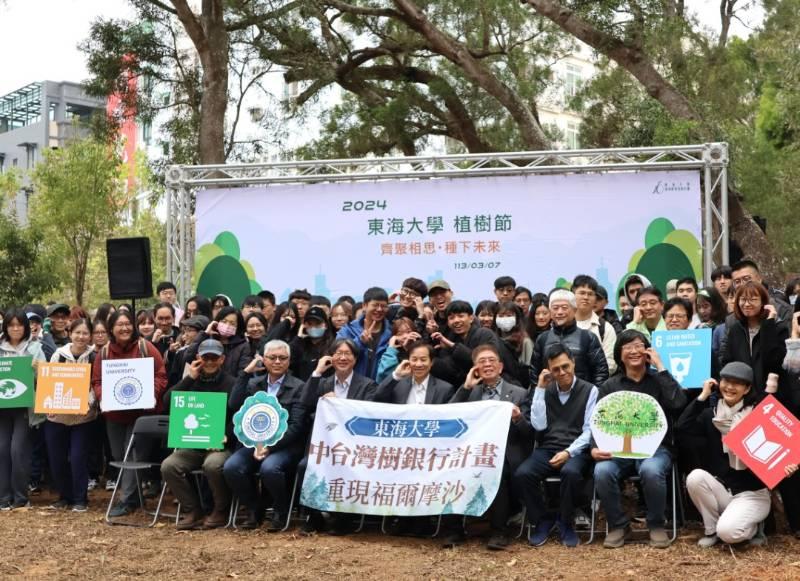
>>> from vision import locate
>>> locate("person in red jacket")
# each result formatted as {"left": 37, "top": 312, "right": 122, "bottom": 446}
{"left": 92, "top": 310, "right": 167, "bottom": 517}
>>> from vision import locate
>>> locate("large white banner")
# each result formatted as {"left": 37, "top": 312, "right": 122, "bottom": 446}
{"left": 300, "top": 398, "right": 512, "bottom": 517}
{"left": 195, "top": 171, "right": 702, "bottom": 306}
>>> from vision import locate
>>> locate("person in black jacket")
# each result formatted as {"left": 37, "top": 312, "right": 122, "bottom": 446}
{"left": 591, "top": 330, "right": 687, "bottom": 549}
{"left": 289, "top": 307, "right": 334, "bottom": 381}
{"left": 430, "top": 300, "right": 517, "bottom": 388}
{"left": 184, "top": 306, "right": 253, "bottom": 378}
{"left": 299, "top": 338, "right": 377, "bottom": 535}
{"left": 678, "top": 362, "right": 782, "bottom": 547}
{"left": 160, "top": 339, "right": 237, "bottom": 530}
{"left": 530, "top": 290, "right": 609, "bottom": 387}
{"left": 222, "top": 339, "right": 307, "bottom": 531}
{"left": 720, "top": 282, "right": 788, "bottom": 396}
{"left": 375, "top": 342, "right": 455, "bottom": 405}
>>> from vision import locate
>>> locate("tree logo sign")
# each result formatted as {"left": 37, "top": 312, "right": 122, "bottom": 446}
{"left": 590, "top": 391, "right": 667, "bottom": 458}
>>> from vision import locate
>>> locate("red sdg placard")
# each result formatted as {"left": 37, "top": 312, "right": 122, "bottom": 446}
{"left": 722, "top": 395, "right": 800, "bottom": 489}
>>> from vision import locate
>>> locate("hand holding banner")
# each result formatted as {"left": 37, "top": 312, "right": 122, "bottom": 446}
{"left": 35, "top": 363, "right": 91, "bottom": 414}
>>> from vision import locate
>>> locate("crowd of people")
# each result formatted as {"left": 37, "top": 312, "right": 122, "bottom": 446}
{"left": 2, "top": 259, "right": 800, "bottom": 552}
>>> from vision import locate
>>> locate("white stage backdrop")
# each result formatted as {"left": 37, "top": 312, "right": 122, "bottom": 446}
{"left": 194, "top": 171, "right": 702, "bottom": 306}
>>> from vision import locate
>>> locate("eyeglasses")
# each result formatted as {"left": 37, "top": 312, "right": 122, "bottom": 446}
{"left": 733, "top": 275, "right": 754, "bottom": 286}
{"left": 665, "top": 312, "right": 688, "bottom": 321}
{"left": 621, "top": 342, "right": 646, "bottom": 353}
{"left": 264, "top": 355, "right": 289, "bottom": 362}
{"left": 399, "top": 288, "right": 420, "bottom": 298}
{"left": 574, "top": 290, "right": 595, "bottom": 298}
{"left": 333, "top": 351, "right": 354, "bottom": 359}
{"left": 638, "top": 299, "right": 661, "bottom": 308}
{"left": 475, "top": 357, "right": 499, "bottom": 365}
{"left": 738, "top": 296, "right": 761, "bottom": 305}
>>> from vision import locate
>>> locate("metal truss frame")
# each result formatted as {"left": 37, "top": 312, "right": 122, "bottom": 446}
{"left": 166, "top": 143, "right": 729, "bottom": 303}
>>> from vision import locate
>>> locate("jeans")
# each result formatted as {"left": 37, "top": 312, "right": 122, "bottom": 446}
{"left": 105, "top": 420, "right": 138, "bottom": 506}
{"left": 161, "top": 448, "right": 231, "bottom": 513}
{"left": 0, "top": 409, "right": 32, "bottom": 504}
{"left": 593, "top": 445, "right": 672, "bottom": 529}
{"left": 43, "top": 421, "right": 93, "bottom": 505}
{"left": 223, "top": 447, "right": 300, "bottom": 515}
{"left": 513, "top": 448, "right": 590, "bottom": 525}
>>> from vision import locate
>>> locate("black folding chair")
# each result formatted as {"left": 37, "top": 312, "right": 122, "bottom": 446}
{"left": 105, "top": 415, "right": 171, "bottom": 527}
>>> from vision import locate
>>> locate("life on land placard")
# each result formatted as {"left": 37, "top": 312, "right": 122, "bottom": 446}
{"left": 652, "top": 328, "right": 712, "bottom": 389}
{"left": 168, "top": 391, "right": 228, "bottom": 449}
{"left": 0, "top": 356, "right": 35, "bottom": 409}
{"left": 35, "top": 363, "right": 91, "bottom": 415}
{"left": 590, "top": 391, "right": 667, "bottom": 459}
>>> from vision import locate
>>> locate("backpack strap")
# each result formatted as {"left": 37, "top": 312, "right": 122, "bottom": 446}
{"left": 598, "top": 318, "right": 606, "bottom": 341}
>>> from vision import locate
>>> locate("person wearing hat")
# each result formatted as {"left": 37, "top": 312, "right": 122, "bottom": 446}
{"left": 161, "top": 338, "right": 236, "bottom": 530}
{"left": 594, "top": 285, "right": 624, "bottom": 335}
{"left": 677, "top": 362, "right": 788, "bottom": 547}
{"left": 425, "top": 279, "right": 453, "bottom": 334}
{"left": 224, "top": 339, "right": 308, "bottom": 531}
{"left": 46, "top": 304, "right": 71, "bottom": 348}
{"left": 288, "top": 306, "right": 334, "bottom": 381}
{"left": 24, "top": 305, "right": 56, "bottom": 361}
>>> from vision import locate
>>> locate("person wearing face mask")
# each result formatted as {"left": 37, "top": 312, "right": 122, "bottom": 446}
{"left": 677, "top": 363, "right": 785, "bottom": 547}
{"left": 494, "top": 302, "right": 532, "bottom": 389}
{"left": 784, "top": 277, "right": 800, "bottom": 308}
{"left": 184, "top": 306, "right": 253, "bottom": 378}
{"left": 289, "top": 307, "right": 335, "bottom": 381}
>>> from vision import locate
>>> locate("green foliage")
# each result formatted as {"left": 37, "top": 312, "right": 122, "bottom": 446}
{"left": 592, "top": 392, "right": 664, "bottom": 439}
{"left": 0, "top": 214, "right": 60, "bottom": 308}
{"left": 32, "top": 137, "right": 126, "bottom": 305}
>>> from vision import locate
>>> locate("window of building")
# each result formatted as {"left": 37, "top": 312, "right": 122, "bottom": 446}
{"left": 564, "top": 63, "right": 582, "bottom": 103}
{"left": 566, "top": 121, "right": 580, "bottom": 150}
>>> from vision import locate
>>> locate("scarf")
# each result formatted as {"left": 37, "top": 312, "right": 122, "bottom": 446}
{"left": 711, "top": 399, "right": 750, "bottom": 470}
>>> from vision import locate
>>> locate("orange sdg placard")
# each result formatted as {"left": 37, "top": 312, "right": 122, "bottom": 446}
{"left": 34, "top": 363, "right": 92, "bottom": 415}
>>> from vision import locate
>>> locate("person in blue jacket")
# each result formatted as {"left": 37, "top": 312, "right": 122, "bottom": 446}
{"left": 335, "top": 287, "right": 392, "bottom": 380}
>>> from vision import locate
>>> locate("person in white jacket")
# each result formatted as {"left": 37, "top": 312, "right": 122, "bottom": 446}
{"left": 0, "top": 308, "right": 46, "bottom": 509}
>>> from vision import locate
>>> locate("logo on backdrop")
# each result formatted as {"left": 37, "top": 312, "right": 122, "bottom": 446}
{"left": 113, "top": 376, "right": 143, "bottom": 406}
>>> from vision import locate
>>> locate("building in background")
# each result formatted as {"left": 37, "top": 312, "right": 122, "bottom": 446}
{"left": 0, "top": 81, "right": 106, "bottom": 223}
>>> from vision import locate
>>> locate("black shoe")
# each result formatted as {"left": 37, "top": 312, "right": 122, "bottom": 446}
{"left": 239, "top": 509, "right": 262, "bottom": 530}
{"left": 108, "top": 502, "right": 136, "bottom": 518}
{"left": 11, "top": 500, "right": 31, "bottom": 510}
{"left": 487, "top": 532, "right": 510, "bottom": 550}
{"left": 47, "top": 499, "right": 71, "bottom": 510}
{"left": 299, "top": 512, "right": 326, "bottom": 536}
{"left": 442, "top": 531, "right": 466, "bottom": 548}
{"left": 266, "top": 512, "right": 286, "bottom": 532}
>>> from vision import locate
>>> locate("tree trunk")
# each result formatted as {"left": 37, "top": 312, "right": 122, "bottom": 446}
{"left": 392, "top": 0, "right": 550, "bottom": 150}
{"left": 622, "top": 433, "right": 633, "bottom": 455}
{"left": 524, "top": 0, "right": 783, "bottom": 279}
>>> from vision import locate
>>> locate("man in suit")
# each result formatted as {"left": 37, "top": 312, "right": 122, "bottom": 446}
{"left": 375, "top": 341, "right": 454, "bottom": 536}
{"left": 375, "top": 342, "right": 455, "bottom": 405}
{"left": 222, "top": 340, "right": 308, "bottom": 531}
{"left": 300, "top": 338, "right": 378, "bottom": 535}
{"left": 447, "top": 344, "right": 533, "bottom": 550}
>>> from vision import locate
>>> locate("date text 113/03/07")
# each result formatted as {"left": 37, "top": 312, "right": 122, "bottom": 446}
{"left": 454, "top": 262, "right": 502, "bottom": 270}
{"left": 342, "top": 200, "right": 387, "bottom": 212}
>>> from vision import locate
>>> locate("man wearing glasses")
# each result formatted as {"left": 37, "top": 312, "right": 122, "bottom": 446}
{"left": 223, "top": 340, "right": 308, "bottom": 531}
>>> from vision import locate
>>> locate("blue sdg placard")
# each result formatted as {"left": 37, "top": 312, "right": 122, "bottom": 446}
{"left": 233, "top": 391, "right": 289, "bottom": 448}
{"left": 652, "top": 328, "right": 712, "bottom": 389}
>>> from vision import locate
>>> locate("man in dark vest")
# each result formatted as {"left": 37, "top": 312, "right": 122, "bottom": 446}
{"left": 514, "top": 344, "right": 597, "bottom": 547}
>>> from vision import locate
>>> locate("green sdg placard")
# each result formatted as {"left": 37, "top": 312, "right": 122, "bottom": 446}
{"left": 168, "top": 391, "right": 228, "bottom": 449}
{"left": 0, "top": 356, "right": 35, "bottom": 409}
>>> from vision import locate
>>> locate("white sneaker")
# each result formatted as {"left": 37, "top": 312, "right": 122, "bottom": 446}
{"left": 87, "top": 479, "right": 98, "bottom": 491}
{"left": 105, "top": 480, "right": 116, "bottom": 491}
{"left": 698, "top": 534, "right": 718, "bottom": 548}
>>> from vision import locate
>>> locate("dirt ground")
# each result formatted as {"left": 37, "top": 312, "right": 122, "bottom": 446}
{"left": 1, "top": 490, "right": 799, "bottom": 580}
